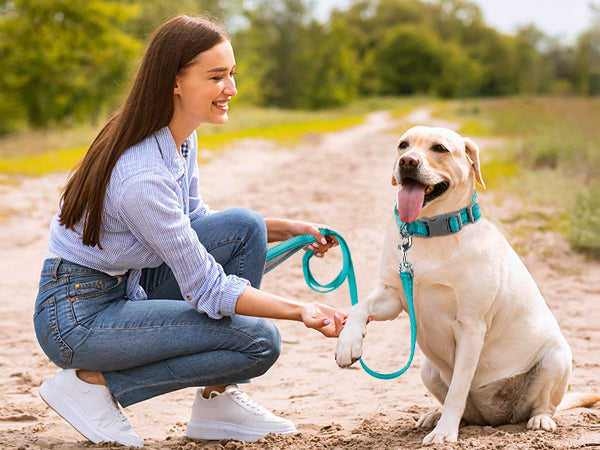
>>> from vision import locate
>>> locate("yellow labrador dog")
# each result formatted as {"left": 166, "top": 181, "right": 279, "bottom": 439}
{"left": 335, "top": 126, "right": 597, "bottom": 445}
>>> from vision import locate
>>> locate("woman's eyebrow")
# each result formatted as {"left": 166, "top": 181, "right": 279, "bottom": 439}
{"left": 206, "top": 65, "right": 235, "bottom": 73}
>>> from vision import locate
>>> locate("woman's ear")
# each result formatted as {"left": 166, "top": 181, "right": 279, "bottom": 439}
{"left": 173, "top": 76, "right": 182, "bottom": 95}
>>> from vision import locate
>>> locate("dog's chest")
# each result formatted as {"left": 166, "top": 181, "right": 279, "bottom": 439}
{"left": 404, "top": 242, "right": 465, "bottom": 353}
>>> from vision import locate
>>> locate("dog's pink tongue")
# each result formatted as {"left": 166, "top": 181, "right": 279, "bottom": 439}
{"left": 398, "top": 180, "right": 426, "bottom": 223}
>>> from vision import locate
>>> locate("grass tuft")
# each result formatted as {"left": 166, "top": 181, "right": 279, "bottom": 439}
{"left": 568, "top": 184, "right": 600, "bottom": 257}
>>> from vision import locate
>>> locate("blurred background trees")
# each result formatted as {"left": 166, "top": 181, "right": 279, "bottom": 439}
{"left": 0, "top": 0, "right": 599, "bottom": 134}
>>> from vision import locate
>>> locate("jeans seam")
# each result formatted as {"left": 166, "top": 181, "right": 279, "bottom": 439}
{"left": 48, "top": 297, "right": 74, "bottom": 366}
{"left": 113, "top": 326, "right": 267, "bottom": 396}
{"left": 238, "top": 243, "right": 245, "bottom": 279}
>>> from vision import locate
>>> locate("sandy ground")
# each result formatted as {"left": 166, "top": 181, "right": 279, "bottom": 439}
{"left": 0, "top": 110, "right": 599, "bottom": 449}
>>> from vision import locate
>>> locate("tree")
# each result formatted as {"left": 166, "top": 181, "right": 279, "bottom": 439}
{"left": 120, "top": 0, "right": 244, "bottom": 40}
{"left": 0, "top": 0, "right": 141, "bottom": 128}
{"left": 373, "top": 25, "right": 445, "bottom": 95}
{"left": 236, "top": 0, "right": 312, "bottom": 108}
{"left": 573, "top": 25, "right": 600, "bottom": 95}
{"left": 302, "top": 17, "right": 360, "bottom": 108}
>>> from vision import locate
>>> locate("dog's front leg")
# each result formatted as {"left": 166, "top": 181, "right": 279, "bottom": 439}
{"left": 335, "top": 283, "right": 402, "bottom": 367}
{"left": 423, "top": 325, "right": 486, "bottom": 445}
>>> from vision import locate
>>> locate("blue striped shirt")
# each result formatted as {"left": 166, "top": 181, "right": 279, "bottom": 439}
{"left": 46, "top": 126, "right": 249, "bottom": 319}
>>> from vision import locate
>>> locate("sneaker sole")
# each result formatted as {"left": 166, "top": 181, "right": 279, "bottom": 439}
{"left": 186, "top": 419, "right": 297, "bottom": 442}
{"left": 39, "top": 378, "right": 143, "bottom": 447}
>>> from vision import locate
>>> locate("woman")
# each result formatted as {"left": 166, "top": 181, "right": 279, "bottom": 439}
{"left": 34, "top": 14, "right": 345, "bottom": 447}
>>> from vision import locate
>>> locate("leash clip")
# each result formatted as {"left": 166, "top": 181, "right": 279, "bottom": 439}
{"left": 398, "top": 225, "right": 413, "bottom": 276}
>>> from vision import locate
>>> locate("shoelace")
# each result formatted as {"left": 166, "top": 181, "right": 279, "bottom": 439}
{"left": 229, "top": 388, "right": 269, "bottom": 415}
{"left": 103, "top": 389, "right": 130, "bottom": 428}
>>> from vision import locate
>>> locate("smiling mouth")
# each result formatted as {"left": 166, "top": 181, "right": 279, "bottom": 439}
{"left": 397, "top": 178, "right": 450, "bottom": 223}
{"left": 423, "top": 180, "right": 449, "bottom": 204}
{"left": 213, "top": 101, "right": 229, "bottom": 110}
{"left": 403, "top": 178, "right": 450, "bottom": 206}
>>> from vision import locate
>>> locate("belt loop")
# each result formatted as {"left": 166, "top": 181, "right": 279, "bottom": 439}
{"left": 51, "top": 258, "right": 62, "bottom": 281}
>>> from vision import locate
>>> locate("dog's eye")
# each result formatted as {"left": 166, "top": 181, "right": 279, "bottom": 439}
{"left": 431, "top": 144, "right": 449, "bottom": 153}
{"left": 398, "top": 141, "right": 409, "bottom": 150}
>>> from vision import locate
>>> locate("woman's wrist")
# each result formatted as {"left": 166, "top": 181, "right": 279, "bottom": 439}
{"left": 234, "top": 286, "right": 303, "bottom": 321}
{"left": 264, "top": 218, "right": 295, "bottom": 243}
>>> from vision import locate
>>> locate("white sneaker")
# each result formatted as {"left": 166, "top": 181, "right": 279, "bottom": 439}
{"left": 186, "top": 385, "right": 297, "bottom": 442}
{"left": 39, "top": 369, "right": 144, "bottom": 447}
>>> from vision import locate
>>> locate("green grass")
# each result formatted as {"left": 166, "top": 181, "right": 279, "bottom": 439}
{"left": 196, "top": 115, "right": 365, "bottom": 149}
{"left": 438, "top": 96, "right": 600, "bottom": 257}
{"left": 0, "top": 146, "right": 87, "bottom": 176}
{"left": 0, "top": 97, "right": 427, "bottom": 176}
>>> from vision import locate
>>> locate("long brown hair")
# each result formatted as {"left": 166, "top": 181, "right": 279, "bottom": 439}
{"left": 59, "top": 15, "right": 229, "bottom": 248}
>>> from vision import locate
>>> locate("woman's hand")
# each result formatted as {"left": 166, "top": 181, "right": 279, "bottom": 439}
{"left": 300, "top": 302, "right": 346, "bottom": 337}
{"left": 265, "top": 218, "right": 338, "bottom": 257}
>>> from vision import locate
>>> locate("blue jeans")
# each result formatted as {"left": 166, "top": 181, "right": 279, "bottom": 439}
{"left": 33, "top": 208, "right": 281, "bottom": 407}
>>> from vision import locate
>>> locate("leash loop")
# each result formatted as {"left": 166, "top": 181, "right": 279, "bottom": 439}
{"left": 265, "top": 227, "right": 417, "bottom": 380}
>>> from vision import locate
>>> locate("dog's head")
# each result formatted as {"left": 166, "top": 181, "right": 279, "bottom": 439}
{"left": 392, "top": 126, "right": 485, "bottom": 223}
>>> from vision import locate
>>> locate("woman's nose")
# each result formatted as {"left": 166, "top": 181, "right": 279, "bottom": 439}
{"left": 224, "top": 77, "right": 237, "bottom": 97}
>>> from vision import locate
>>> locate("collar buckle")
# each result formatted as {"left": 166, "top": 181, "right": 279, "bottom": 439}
{"left": 420, "top": 211, "right": 463, "bottom": 236}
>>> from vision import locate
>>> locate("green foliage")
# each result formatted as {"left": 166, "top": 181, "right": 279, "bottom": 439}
{"left": 443, "top": 96, "right": 600, "bottom": 257}
{"left": 569, "top": 184, "right": 600, "bottom": 257}
{"left": 0, "top": 146, "right": 86, "bottom": 176}
{"left": 374, "top": 25, "right": 443, "bottom": 95}
{"left": 0, "top": 0, "right": 141, "bottom": 130}
{"left": 573, "top": 27, "right": 600, "bottom": 95}
{"left": 2, "top": 98, "right": 420, "bottom": 175}
{"left": 1, "top": 0, "right": 599, "bottom": 133}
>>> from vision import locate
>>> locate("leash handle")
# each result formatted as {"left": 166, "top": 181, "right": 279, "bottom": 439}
{"left": 360, "top": 269, "right": 416, "bottom": 379}
{"left": 266, "top": 228, "right": 417, "bottom": 380}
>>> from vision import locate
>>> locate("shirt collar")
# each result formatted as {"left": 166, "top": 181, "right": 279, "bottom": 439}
{"left": 153, "top": 127, "right": 191, "bottom": 177}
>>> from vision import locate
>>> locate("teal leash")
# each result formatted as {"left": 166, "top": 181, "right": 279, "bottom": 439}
{"left": 265, "top": 228, "right": 417, "bottom": 380}
{"left": 265, "top": 192, "right": 481, "bottom": 379}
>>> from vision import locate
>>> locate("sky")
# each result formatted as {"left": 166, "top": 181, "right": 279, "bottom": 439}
{"left": 314, "top": 0, "right": 597, "bottom": 43}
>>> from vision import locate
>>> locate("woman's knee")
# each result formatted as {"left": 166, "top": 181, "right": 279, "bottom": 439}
{"left": 251, "top": 319, "right": 282, "bottom": 372}
{"left": 232, "top": 208, "right": 267, "bottom": 248}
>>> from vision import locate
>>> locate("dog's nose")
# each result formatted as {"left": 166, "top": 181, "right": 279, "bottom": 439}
{"left": 399, "top": 154, "right": 420, "bottom": 168}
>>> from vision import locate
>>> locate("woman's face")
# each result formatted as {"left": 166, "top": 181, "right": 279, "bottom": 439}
{"left": 173, "top": 40, "right": 237, "bottom": 127}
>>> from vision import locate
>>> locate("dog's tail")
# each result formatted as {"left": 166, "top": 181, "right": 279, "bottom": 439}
{"left": 556, "top": 393, "right": 600, "bottom": 412}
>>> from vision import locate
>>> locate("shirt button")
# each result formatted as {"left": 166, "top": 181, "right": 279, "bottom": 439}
{"left": 186, "top": 295, "right": 191, "bottom": 300}
{"left": 183, "top": 198, "right": 186, "bottom": 203}
{"left": 98, "top": 280, "right": 104, "bottom": 285}
{"left": 70, "top": 297, "right": 76, "bottom": 302}
{"left": 75, "top": 284, "right": 80, "bottom": 289}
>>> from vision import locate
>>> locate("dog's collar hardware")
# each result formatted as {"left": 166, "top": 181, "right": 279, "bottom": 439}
{"left": 398, "top": 224, "right": 414, "bottom": 276}
{"left": 395, "top": 191, "right": 481, "bottom": 238}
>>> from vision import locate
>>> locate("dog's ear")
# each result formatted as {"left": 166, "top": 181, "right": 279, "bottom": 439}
{"left": 464, "top": 137, "right": 486, "bottom": 188}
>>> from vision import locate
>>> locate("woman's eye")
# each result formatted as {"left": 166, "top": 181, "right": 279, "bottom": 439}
{"left": 212, "top": 72, "right": 236, "bottom": 81}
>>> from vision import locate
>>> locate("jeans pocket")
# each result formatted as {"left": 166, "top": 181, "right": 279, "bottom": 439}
{"left": 69, "top": 273, "right": 125, "bottom": 326}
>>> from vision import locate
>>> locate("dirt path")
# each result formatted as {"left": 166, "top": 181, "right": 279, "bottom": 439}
{"left": 0, "top": 111, "right": 598, "bottom": 449}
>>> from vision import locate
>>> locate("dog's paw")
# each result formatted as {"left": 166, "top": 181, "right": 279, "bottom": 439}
{"left": 422, "top": 425, "right": 458, "bottom": 445}
{"left": 527, "top": 413, "right": 557, "bottom": 432}
{"left": 415, "top": 410, "right": 441, "bottom": 429}
{"left": 335, "top": 326, "right": 364, "bottom": 367}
